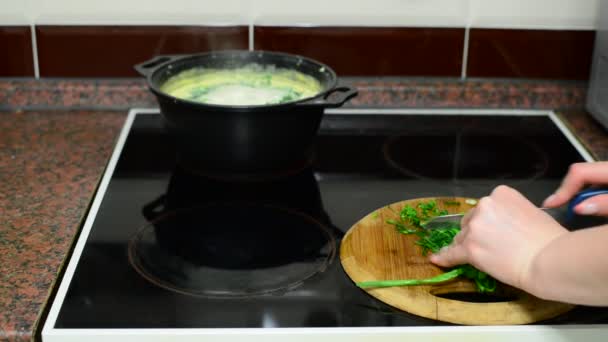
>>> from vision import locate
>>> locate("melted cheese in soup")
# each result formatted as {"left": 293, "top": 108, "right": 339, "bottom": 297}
{"left": 160, "top": 64, "right": 323, "bottom": 106}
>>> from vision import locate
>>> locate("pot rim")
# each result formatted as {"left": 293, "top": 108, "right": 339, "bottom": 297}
{"left": 142, "top": 50, "right": 340, "bottom": 110}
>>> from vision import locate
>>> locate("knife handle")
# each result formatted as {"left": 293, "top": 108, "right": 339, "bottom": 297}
{"left": 567, "top": 188, "right": 608, "bottom": 219}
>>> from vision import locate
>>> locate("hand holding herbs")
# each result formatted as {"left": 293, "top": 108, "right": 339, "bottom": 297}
{"left": 357, "top": 198, "right": 497, "bottom": 293}
{"left": 430, "top": 185, "right": 583, "bottom": 303}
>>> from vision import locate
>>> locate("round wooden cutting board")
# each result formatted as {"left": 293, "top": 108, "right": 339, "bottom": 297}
{"left": 340, "top": 197, "right": 574, "bottom": 325}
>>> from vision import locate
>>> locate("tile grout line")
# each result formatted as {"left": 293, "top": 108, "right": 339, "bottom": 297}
{"left": 30, "top": 24, "right": 40, "bottom": 79}
{"left": 460, "top": 26, "right": 470, "bottom": 80}
{"left": 248, "top": 22, "right": 254, "bottom": 51}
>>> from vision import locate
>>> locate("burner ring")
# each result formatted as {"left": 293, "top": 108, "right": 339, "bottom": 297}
{"left": 382, "top": 128, "right": 550, "bottom": 184}
{"left": 128, "top": 202, "right": 336, "bottom": 298}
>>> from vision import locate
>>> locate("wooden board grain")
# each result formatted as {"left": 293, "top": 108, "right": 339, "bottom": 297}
{"left": 340, "top": 197, "right": 574, "bottom": 325}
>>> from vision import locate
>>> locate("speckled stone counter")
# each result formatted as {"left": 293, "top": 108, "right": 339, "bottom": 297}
{"left": 0, "top": 78, "right": 589, "bottom": 111}
{"left": 0, "top": 110, "right": 126, "bottom": 342}
{"left": 0, "top": 77, "right": 606, "bottom": 342}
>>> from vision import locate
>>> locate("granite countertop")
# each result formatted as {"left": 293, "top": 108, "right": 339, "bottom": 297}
{"left": 1, "top": 77, "right": 608, "bottom": 342}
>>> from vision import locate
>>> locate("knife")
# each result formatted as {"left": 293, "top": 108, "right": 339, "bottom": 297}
{"left": 422, "top": 189, "right": 608, "bottom": 231}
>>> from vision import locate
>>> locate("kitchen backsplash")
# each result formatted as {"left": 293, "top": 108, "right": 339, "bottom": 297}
{"left": 0, "top": 0, "right": 599, "bottom": 79}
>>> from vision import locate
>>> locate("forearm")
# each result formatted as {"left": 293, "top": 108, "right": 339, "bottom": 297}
{"left": 524, "top": 225, "right": 608, "bottom": 306}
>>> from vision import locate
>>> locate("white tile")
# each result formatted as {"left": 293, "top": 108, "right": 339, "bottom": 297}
{"left": 252, "top": 0, "right": 468, "bottom": 27}
{"left": 0, "top": 13, "right": 30, "bottom": 26}
{"left": 1, "top": 0, "right": 600, "bottom": 30}
{"left": 470, "top": 0, "right": 599, "bottom": 30}
{"left": 30, "top": 0, "right": 249, "bottom": 25}
{"left": 0, "top": 0, "right": 34, "bottom": 25}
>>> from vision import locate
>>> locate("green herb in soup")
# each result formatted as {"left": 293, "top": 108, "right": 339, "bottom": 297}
{"left": 159, "top": 64, "right": 323, "bottom": 106}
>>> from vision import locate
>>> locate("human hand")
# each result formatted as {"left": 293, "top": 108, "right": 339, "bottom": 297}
{"left": 543, "top": 162, "right": 608, "bottom": 216}
{"left": 429, "top": 185, "right": 567, "bottom": 292}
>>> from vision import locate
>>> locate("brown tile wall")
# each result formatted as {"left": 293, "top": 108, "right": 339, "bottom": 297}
{"left": 254, "top": 26, "right": 465, "bottom": 77}
{"left": 0, "top": 25, "right": 598, "bottom": 80}
{"left": 36, "top": 26, "right": 249, "bottom": 77}
{"left": 467, "top": 29, "right": 595, "bottom": 80}
{"left": 0, "top": 26, "right": 35, "bottom": 77}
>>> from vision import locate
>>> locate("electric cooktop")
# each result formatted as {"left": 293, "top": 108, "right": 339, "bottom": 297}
{"left": 43, "top": 108, "right": 608, "bottom": 342}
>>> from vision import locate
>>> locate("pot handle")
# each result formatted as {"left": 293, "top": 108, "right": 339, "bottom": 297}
{"left": 142, "top": 194, "right": 168, "bottom": 221}
{"left": 134, "top": 55, "right": 183, "bottom": 77}
{"left": 298, "top": 86, "right": 358, "bottom": 108}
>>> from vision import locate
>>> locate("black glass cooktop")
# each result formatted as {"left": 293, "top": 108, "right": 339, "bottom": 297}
{"left": 54, "top": 110, "right": 608, "bottom": 328}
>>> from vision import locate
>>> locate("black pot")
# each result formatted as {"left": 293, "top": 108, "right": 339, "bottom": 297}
{"left": 134, "top": 50, "right": 357, "bottom": 176}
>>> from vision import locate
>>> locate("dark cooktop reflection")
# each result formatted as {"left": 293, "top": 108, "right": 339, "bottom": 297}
{"left": 148, "top": 164, "right": 335, "bottom": 220}
{"left": 382, "top": 128, "right": 549, "bottom": 181}
{"left": 128, "top": 166, "right": 338, "bottom": 298}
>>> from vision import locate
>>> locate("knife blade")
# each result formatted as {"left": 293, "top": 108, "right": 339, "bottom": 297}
{"left": 422, "top": 189, "right": 608, "bottom": 231}
{"left": 421, "top": 207, "right": 572, "bottom": 230}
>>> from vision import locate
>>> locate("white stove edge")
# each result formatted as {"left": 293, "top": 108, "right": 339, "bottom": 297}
{"left": 41, "top": 108, "right": 606, "bottom": 342}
